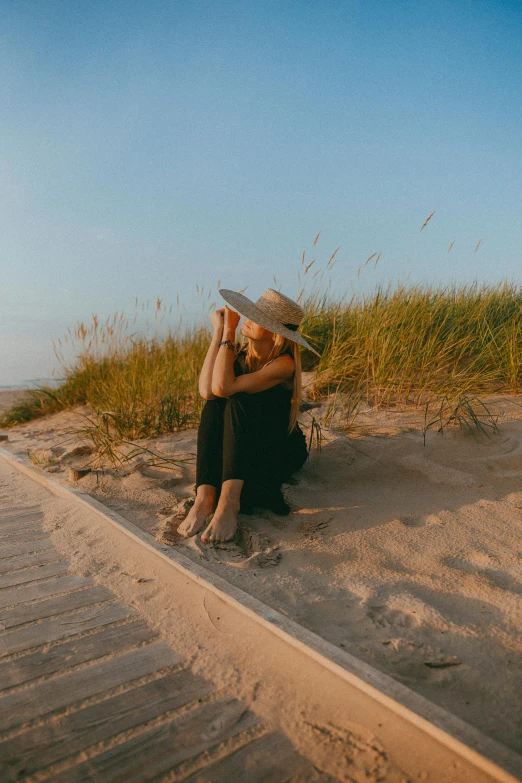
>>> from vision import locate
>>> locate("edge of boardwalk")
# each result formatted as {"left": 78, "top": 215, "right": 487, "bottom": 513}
{"left": 1, "top": 445, "right": 521, "bottom": 783}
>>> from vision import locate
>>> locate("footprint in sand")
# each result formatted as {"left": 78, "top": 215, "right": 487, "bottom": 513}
{"left": 155, "top": 508, "right": 281, "bottom": 570}
{"left": 183, "top": 528, "right": 282, "bottom": 569}
{"left": 154, "top": 497, "right": 195, "bottom": 544}
{"left": 299, "top": 719, "right": 389, "bottom": 782}
{"left": 398, "top": 514, "right": 425, "bottom": 528}
{"left": 367, "top": 604, "right": 421, "bottom": 629}
{"left": 298, "top": 514, "right": 333, "bottom": 540}
{"left": 444, "top": 554, "right": 522, "bottom": 595}
{"left": 378, "top": 638, "right": 462, "bottom": 682}
{"left": 399, "top": 453, "right": 475, "bottom": 487}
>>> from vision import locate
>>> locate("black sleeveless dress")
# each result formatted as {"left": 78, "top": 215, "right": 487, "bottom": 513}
{"left": 233, "top": 348, "right": 309, "bottom": 514}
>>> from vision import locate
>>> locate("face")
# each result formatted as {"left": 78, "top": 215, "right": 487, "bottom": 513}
{"left": 240, "top": 318, "right": 273, "bottom": 341}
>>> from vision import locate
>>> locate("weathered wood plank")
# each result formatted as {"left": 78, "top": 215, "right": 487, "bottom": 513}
{"left": 0, "top": 521, "right": 46, "bottom": 538}
{"left": 0, "top": 618, "right": 156, "bottom": 689}
{"left": 0, "top": 528, "right": 50, "bottom": 545}
{"left": 0, "top": 549, "right": 62, "bottom": 575}
{"left": 0, "top": 505, "right": 42, "bottom": 518}
{"left": 45, "top": 696, "right": 261, "bottom": 783}
{"left": 0, "top": 640, "right": 182, "bottom": 733}
{"left": 0, "top": 537, "right": 54, "bottom": 559}
{"left": 182, "top": 731, "right": 313, "bottom": 783}
{"left": 0, "top": 560, "right": 69, "bottom": 590}
{"left": 0, "top": 506, "right": 43, "bottom": 516}
{"left": 0, "top": 667, "right": 213, "bottom": 778}
{"left": 0, "top": 574, "right": 93, "bottom": 609}
{"left": 0, "top": 584, "right": 114, "bottom": 628}
{"left": 0, "top": 600, "right": 136, "bottom": 658}
{"left": 0, "top": 511, "right": 44, "bottom": 529}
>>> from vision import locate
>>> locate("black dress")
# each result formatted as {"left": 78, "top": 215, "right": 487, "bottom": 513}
{"left": 195, "top": 347, "right": 309, "bottom": 515}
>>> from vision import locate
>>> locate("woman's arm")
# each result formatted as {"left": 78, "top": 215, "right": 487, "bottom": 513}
{"left": 211, "top": 306, "right": 294, "bottom": 396}
{"left": 198, "top": 310, "right": 225, "bottom": 400}
{"left": 212, "top": 353, "right": 295, "bottom": 396}
{"left": 211, "top": 309, "right": 239, "bottom": 398}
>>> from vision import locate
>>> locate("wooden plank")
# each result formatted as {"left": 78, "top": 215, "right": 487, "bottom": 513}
{"left": 0, "top": 549, "right": 62, "bottom": 575}
{"left": 0, "top": 574, "right": 93, "bottom": 610}
{"left": 0, "top": 600, "right": 137, "bottom": 657}
{"left": 0, "top": 528, "right": 49, "bottom": 545}
{"left": 45, "top": 696, "right": 261, "bottom": 783}
{"left": 182, "top": 731, "right": 313, "bottom": 783}
{"left": 0, "top": 507, "right": 43, "bottom": 517}
{"left": 0, "top": 560, "right": 69, "bottom": 590}
{"left": 3, "top": 452, "right": 522, "bottom": 783}
{"left": 1, "top": 584, "right": 114, "bottom": 628}
{"left": 0, "top": 520, "right": 46, "bottom": 537}
{"left": 0, "top": 618, "right": 156, "bottom": 689}
{"left": 0, "top": 640, "right": 183, "bottom": 733}
{"left": 0, "top": 505, "right": 42, "bottom": 518}
{"left": 0, "top": 537, "right": 54, "bottom": 559}
{"left": 0, "top": 667, "right": 214, "bottom": 778}
{"left": 0, "top": 511, "right": 44, "bottom": 529}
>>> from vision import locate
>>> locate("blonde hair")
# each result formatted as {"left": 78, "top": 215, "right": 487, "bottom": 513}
{"left": 237, "top": 332, "right": 302, "bottom": 435}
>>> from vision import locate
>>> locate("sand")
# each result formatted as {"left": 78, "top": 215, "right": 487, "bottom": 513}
{"left": 1, "top": 384, "right": 521, "bottom": 756}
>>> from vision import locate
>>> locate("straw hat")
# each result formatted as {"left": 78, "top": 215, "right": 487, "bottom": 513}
{"left": 218, "top": 287, "right": 321, "bottom": 357}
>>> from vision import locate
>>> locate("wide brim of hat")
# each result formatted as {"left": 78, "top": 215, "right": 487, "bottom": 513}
{"left": 218, "top": 288, "right": 321, "bottom": 357}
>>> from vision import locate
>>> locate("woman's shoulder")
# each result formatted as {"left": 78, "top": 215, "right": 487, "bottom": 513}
{"left": 266, "top": 351, "right": 295, "bottom": 370}
{"left": 235, "top": 347, "right": 294, "bottom": 383}
{"left": 270, "top": 352, "right": 295, "bottom": 390}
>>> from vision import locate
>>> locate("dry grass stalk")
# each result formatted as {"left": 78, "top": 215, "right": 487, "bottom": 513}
{"left": 420, "top": 211, "right": 435, "bottom": 231}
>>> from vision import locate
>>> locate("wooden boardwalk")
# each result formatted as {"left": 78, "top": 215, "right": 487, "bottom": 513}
{"left": 0, "top": 501, "right": 335, "bottom": 783}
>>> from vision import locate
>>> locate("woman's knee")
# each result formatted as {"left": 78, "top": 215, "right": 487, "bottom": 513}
{"left": 224, "top": 393, "right": 254, "bottom": 421}
{"left": 199, "top": 397, "right": 226, "bottom": 423}
{"left": 203, "top": 397, "right": 227, "bottom": 411}
{"left": 225, "top": 392, "right": 250, "bottom": 406}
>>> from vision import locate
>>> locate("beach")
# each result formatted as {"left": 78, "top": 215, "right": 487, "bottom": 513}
{"left": 1, "top": 385, "right": 521, "bottom": 756}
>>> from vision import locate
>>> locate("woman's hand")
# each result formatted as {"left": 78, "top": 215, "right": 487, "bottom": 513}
{"left": 224, "top": 306, "right": 240, "bottom": 331}
{"left": 210, "top": 308, "right": 225, "bottom": 333}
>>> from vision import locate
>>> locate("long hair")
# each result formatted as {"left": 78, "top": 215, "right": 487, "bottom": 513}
{"left": 237, "top": 332, "right": 302, "bottom": 435}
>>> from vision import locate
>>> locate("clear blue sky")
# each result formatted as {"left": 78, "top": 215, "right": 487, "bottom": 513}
{"left": 1, "top": 0, "right": 521, "bottom": 386}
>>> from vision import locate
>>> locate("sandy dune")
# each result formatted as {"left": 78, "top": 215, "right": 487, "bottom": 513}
{"left": 1, "top": 387, "right": 521, "bottom": 755}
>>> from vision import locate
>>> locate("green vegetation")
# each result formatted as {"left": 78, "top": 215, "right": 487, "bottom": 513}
{"left": 306, "top": 281, "right": 522, "bottom": 404}
{"left": 2, "top": 271, "right": 521, "bottom": 464}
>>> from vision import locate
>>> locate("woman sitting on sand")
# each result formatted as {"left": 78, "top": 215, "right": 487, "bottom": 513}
{"left": 177, "top": 287, "right": 321, "bottom": 544}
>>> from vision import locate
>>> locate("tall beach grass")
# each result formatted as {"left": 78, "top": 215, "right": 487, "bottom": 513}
{"left": 2, "top": 272, "right": 522, "bottom": 463}
{"left": 305, "top": 280, "right": 522, "bottom": 406}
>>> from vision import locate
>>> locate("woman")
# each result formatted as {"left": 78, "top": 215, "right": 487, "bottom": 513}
{"left": 177, "top": 287, "right": 321, "bottom": 544}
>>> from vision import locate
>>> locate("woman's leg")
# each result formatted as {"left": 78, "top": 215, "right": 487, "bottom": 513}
{"left": 264, "top": 424, "right": 308, "bottom": 514}
{"left": 195, "top": 398, "right": 227, "bottom": 491}
{"left": 280, "top": 423, "right": 309, "bottom": 482}
{"left": 201, "top": 393, "right": 255, "bottom": 543}
{"left": 241, "top": 424, "right": 308, "bottom": 516}
{"left": 201, "top": 478, "right": 243, "bottom": 543}
{"left": 178, "top": 398, "right": 225, "bottom": 537}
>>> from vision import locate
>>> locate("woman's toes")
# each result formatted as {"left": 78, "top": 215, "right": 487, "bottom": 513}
{"left": 178, "top": 508, "right": 214, "bottom": 538}
{"left": 201, "top": 520, "right": 217, "bottom": 543}
{"left": 200, "top": 512, "right": 237, "bottom": 544}
{"left": 200, "top": 522, "right": 211, "bottom": 543}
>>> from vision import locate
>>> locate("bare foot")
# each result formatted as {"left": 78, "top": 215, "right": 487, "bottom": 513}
{"left": 178, "top": 499, "right": 216, "bottom": 538}
{"left": 201, "top": 505, "right": 239, "bottom": 544}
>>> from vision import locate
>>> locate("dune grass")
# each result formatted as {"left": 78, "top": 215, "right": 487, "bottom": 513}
{"left": 2, "top": 270, "right": 521, "bottom": 464}
{"left": 305, "top": 280, "right": 522, "bottom": 406}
